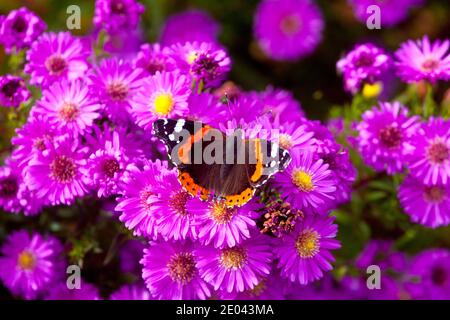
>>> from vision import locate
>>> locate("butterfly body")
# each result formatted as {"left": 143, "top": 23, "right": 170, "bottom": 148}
{"left": 153, "top": 118, "right": 291, "bottom": 207}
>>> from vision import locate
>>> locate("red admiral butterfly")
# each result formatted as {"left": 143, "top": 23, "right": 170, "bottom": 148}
{"left": 153, "top": 118, "right": 291, "bottom": 207}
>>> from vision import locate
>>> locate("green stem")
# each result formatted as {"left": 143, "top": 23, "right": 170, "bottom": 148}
{"left": 423, "top": 83, "right": 435, "bottom": 119}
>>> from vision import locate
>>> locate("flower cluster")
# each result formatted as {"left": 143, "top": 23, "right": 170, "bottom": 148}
{"left": 0, "top": 1, "right": 351, "bottom": 300}
{"left": 1, "top": 0, "right": 448, "bottom": 301}
{"left": 337, "top": 44, "right": 391, "bottom": 94}
{"left": 354, "top": 105, "right": 450, "bottom": 230}
{"left": 335, "top": 34, "right": 450, "bottom": 229}
{"left": 338, "top": 37, "right": 450, "bottom": 95}
{"left": 254, "top": 0, "right": 324, "bottom": 61}
{"left": 288, "top": 241, "right": 450, "bottom": 300}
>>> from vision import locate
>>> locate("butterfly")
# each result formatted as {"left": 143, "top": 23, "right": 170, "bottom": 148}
{"left": 152, "top": 118, "right": 291, "bottom": 207}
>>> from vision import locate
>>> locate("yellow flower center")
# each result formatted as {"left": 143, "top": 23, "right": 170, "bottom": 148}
{"left": 154, "top": 93, "right": 174, "bottom": 116}
{"left": 18, "top": 250, "right": 36, "bottom": 270}
{"left": 362, "top": 82, "right": 383, "bottom": 98}
{"left": 295, "top": 229, "right": 320, "bottom": 258}
{"left": 210, "top": 201, "right": 235, "bottom": 224}
{"left": 220, "top": 247, "right": 248, "bottom": 270}
{"left": 292, "top": 170, "right": 314, "bottom": 192}
{"left": 167, "top": 252, "right": 196, "bottom": 284}
{"left": 187, "top": 51, "right": 199, "bottom": 64}
{"left": 58, "top": 102, "right": 79, "bottom": 122}
{"left": 278, "top": 134, "right": 293, "bottom": 150}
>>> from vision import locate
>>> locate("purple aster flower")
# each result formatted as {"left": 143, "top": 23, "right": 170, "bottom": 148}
{"left": 160, "top": 9, "right": 219, "bottom": 46}
{"left": 12, "top": 115, "right": 58, "bottom": 169}
{"left": 45, "top": 281, "right": 100, "bottom": 300}
{"left": 171, "top": 41, "right": 231, "bottom": 87}
{"left": 0, "top": 75, "right": 30, "bottom": 108}
{"left": 399, "top": 176, "right": 450, "bottom": 228}
{"left": 25, "top": 134, "right": 89, "bottom": 206}
{"left": 356, "top": 102, "right": 420, "bottom": 174}
{"left": 0, "top": 230, "right": 63, "bottom": 299}
{"left": 0, "top": 157, "right": 43, "bottom": 216}
{"left": 133, "top": 43, "right": 177, "bottom": 76}
{"left": 349, "top": 0, "right": 424, "bottom": 27}
{"left": 190, "top": 46, "right": 231, "bottom": 88}
{"left": 187, "top": 198, "right": 261, "bottom": 248}
{"left": 318, "top": 144, "right": 357, "bottom": 207}
{"left": 395, "top": 36, "right": 450, "bottom": 83}
{"left": 0, "top": 160, "right": 24, "bottom": 214}
{"left": 337, "top": 43, "right": 391, "bottom": 93}
{"left": 0, "top": 7, "right": 46, "bottom": 53}
{"left": 148, "top": 168, "right": 197, "bottom": 242}
{"left": 355, "top": 240, "right": 407, "bottom": 272}
{"left": 93, "top": 0, "right": 144, "bottom": 35}
{"left": 141, "top": 240, "right": 211, "bottom": 300}
{"left": 273, "top": 149, "right": 336, "bottom": 214}
{"left": 276, "top": 214, "right": 340, "bottom": 285}
{"left": 119, "top": 239, "right": 145, "bottom": 274}
{"left": 196, "top": 234, "right": 272, "bottom": 293}
{"left": 406, "top": 249, "right": 450, "bottom": 299}
{"left": 16, "top": 184, "right": 45, "bottom": 217}
{"left": 32, "top": 80, "right": 101, "bottom": 136}
{"left": 185, "top": 92, "right": 227, "bottom": 126}
{"left": 25, "top": 32, "right": 90, "bottom": 88}
{"left": 115, "top": 160, "right": 169, "bottom": 238}
{"left": 85, "top": 125, "right": 136, "bottom": 198}
{"left": 110, "top": 284, "right": 152, "bottom": 300}
{"left": 129, "top": 71, "right": 191, "bottom": 130}
{"left": 407, "top": 118, "right": 450, "bottom": 185}
{"left": 88, "top": 58, "right": 145, "bottom": 125}
{"left": 254, "top": 0, "right": 324, "bottom": 61}
{"left": 112, "top": 124, "right": 150, "bottom": 161}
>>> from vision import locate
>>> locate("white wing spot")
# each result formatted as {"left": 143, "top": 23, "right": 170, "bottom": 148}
{"left": 174, "top": 119, "right": 185, "bottom": 133}
{"left": 271, "top": 144, "right": 279, "bottom": 158}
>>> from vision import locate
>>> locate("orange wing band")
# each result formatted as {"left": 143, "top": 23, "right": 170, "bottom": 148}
{"left": 178, "top": 126, "right": 211, "bottom": 164}
{"left": 225, "top": 187, "right": 255, "bottom": 207}
{"left": 179, "top": 172, "right": 209, "bottom": 200}
{"left": 250, "top": 139, "right": 263, "bottom": 182}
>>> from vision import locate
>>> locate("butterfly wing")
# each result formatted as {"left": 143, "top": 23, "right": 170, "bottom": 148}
{"left": 152, "top": 119, "right": 290, "bottom": 207}
{"left": 246, "top": 138, "right": 291, "bottom": 188}
{"left": 153, "top": 119, "right": 234, "bottom": 201}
